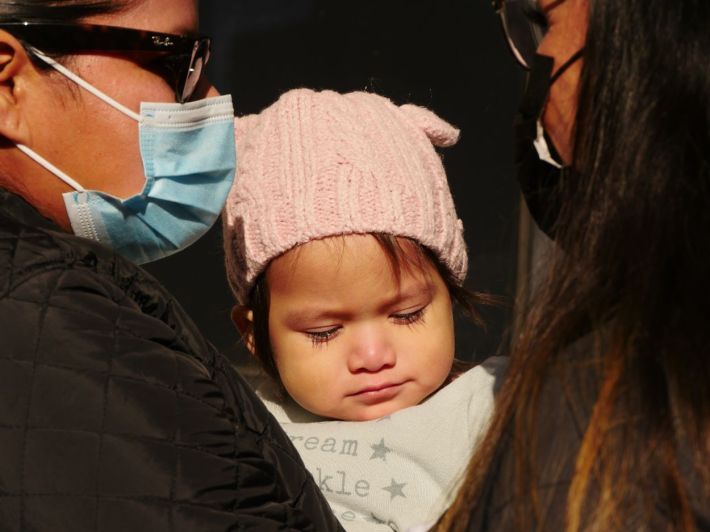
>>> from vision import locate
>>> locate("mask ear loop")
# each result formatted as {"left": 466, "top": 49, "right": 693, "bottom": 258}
{"left": 16, "top": 144, "right": 86, "bottom": 191}
{"left": 15, "top": 46, "right": 143, "bottom": 192}
{"left": 533, "top": 48, "right": 584, "bottom": 169}
{"left": 28, "top": 47, "right": 141, "bottom": 122}
{"left": 550, "top": 48, "right": 584, "bottom": 85}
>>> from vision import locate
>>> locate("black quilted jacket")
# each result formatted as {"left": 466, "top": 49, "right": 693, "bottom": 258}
{"left": 0, "top": 188, "right": 343, "bottom": 531}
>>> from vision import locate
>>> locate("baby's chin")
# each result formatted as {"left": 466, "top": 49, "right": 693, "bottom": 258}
{"left": 323, "top": 400, "right": 414, "bottom": 422}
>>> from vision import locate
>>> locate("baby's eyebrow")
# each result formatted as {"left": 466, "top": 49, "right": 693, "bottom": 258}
{"left": 378, "top": 282, "right": 435, "bottom": 311}
{"left": 283, "top": 308, "right": 351, "bottom": 327}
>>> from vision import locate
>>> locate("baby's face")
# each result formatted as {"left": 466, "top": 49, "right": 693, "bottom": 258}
{"left": 266, "top": 234, "right": 455, "bottom": 421}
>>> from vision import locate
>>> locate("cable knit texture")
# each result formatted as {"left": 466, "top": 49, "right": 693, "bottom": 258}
{"left": 223, "top": 88, "right": 467, "bottom": 304}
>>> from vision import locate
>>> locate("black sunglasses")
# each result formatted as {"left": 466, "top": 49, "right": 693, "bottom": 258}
{"left": 0, "top": 21, "right": 211, "bottom": 103}
{"left": 492, "top": 0, "right": 563, "bottom": 69}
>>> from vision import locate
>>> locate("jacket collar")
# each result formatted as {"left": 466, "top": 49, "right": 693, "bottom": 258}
{"left": 0, "top": 187, "right": 62, "bottom": 232}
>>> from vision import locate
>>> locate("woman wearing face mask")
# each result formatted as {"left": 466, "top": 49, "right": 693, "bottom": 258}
{"left": 0, "top": 1, "right": 340, "bottom": 530}
{"left": 436, "top": 0, "right": 710, "bottom": 530}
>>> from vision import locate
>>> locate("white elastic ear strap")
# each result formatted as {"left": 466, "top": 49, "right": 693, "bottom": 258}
{"left": 15, "top": 144, "right": 86, "bottom": 191}
{"left": 29, "top": 47, "right": 141, "bottom": 122}
{"left": 15, "top": 47, "right": 144, "bottom": 192}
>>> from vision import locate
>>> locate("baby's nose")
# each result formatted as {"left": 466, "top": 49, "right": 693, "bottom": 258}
{"left": 347, "top": 329, "right": 396, "bottom": 373}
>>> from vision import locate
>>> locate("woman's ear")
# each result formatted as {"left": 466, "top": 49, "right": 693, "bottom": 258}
{"left": 231, "top": 305, "right": 256, "bottom": 356}
{"left": 0, "top": 31, "right": 35, "bottom": 145}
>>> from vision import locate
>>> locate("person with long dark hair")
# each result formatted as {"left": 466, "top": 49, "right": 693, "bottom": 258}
{"left": 0, "top": 1, "right": 340, "bottom": 530}
{"left": 437, "top": 0, "right": 710, "bottom": 529}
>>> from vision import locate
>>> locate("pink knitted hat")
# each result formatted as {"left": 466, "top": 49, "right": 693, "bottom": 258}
{"left": 223, "top": 88, "right": 468, "bottom": 304}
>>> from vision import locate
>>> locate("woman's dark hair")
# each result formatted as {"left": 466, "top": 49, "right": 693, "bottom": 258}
{"left": 0, "top": 1, "right": 128, "bottom": 22}
{"left": 246, "top": 233, "right": 495, "bottom": 391}
{"left": 439, "top": 0, "right": 710, "bottom": 530}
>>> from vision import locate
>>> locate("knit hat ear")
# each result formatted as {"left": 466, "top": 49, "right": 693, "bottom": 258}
{"left": 399, "top": 103, "right": 460, "bottom": 148}
{"left": 223, "top": 88, "right": 469, "bottom": 304}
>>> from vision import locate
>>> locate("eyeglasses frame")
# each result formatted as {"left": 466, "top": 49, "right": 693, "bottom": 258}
{"left": 492, "top": 0, "right": 564, "bottom": 69}
{"left": 0, "top": 20, "right": 211, "bottom": 103}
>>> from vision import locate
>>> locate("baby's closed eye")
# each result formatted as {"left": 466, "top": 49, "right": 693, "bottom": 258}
{"left": 305, "top": 325, "right": 341, "bottom": 346}
{"left": 390, "top": 306, "right": 427, "bottom": 326}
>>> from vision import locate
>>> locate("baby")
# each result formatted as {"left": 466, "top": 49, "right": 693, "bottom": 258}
{"left": 223, "top": 89, "right": 504, "bottom": 530}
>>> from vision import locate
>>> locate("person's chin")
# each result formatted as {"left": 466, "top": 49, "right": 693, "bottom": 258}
{"left": 344, "top": 398, "right": 407, "bottom": 422}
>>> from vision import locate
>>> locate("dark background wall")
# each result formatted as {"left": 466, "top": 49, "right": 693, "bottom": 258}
{"left": 144, "top": 0, "right": 524, "bottom": 365}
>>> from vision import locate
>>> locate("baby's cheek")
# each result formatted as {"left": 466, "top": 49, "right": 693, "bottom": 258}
{"left": 279, "top": 355, "right": 333, "bottom": 406}
{"left": 417, "top": 337, "right": 455, "bottom": 385}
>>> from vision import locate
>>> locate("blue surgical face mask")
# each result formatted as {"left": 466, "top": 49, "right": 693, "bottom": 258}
{"left": 16, "top": 47, "right": 236, "bottom": 264}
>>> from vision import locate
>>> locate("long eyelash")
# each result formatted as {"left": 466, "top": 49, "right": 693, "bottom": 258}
{"left": 392, "top": 308, "right": 426, "bottom": 327}
{"left": 307, "top": 329, "right": 338, "bottom": 346}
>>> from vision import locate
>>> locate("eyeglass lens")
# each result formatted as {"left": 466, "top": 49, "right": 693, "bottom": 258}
{"left": 179, "top": 39, "right": 210, "bottom": 103}
{"left": 500, "top": 0, "right": 547, "bottom": 69}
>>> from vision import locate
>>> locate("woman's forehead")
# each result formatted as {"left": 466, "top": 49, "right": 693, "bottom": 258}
{"left": 84, "top": 0, "right": 199, "bottom": 36}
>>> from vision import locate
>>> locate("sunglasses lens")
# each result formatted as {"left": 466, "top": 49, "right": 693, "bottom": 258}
{"left": 500, "top": 0, "right": 547, "bottom": 68}
{"left": 179, "top": 38, "right": 210, "bottom": 103}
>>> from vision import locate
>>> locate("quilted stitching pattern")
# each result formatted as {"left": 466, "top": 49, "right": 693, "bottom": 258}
{"left": 0, "top": 190, "right": 342, "bottom": 532}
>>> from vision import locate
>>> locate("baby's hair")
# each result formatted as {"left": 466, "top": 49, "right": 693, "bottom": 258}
{"left": 245, "top": 233, "right": 494, "bottom": 390}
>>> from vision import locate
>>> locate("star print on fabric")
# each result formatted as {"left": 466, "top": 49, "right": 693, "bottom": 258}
{"left": 382, "top": 478, "right": 407, "bottom": 500}
{"left": 370, "top": 438, "right": 392, "bottom": 461}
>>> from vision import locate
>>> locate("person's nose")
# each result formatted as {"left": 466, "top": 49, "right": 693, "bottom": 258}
{"left": 347, "top": 326, "right": 397, "bottom": 373}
